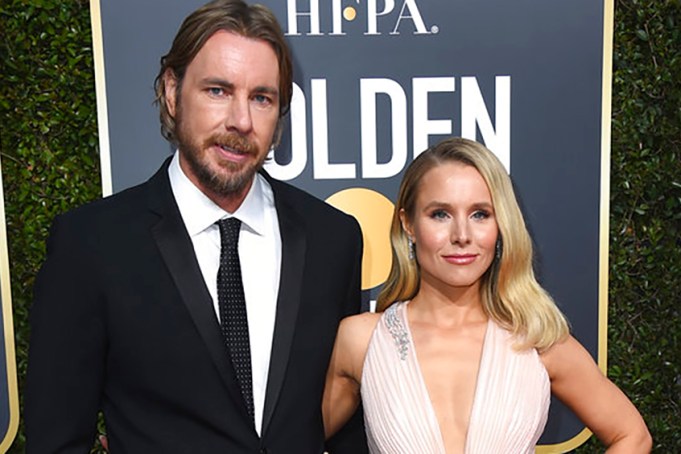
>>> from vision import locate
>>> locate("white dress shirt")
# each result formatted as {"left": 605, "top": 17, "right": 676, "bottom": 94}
{"left": 168, "top": 152, "right": 281, "bottom": 435}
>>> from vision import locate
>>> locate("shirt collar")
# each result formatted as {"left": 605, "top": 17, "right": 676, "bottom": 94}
{"left": 168, "top": 151, "right": 268, "bottom": 237}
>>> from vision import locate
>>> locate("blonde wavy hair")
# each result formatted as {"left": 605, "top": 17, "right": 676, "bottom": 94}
{"left": 376, "top": 137, "right": 569, "bottom": 351}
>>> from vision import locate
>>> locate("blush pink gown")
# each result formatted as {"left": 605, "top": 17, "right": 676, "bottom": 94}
{"left": 361, "top": 301, "right": 551, "bottom": 454}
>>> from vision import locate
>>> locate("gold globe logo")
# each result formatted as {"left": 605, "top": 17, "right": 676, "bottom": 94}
{"left": 343, "top": 6, "right": 357, "bottom": 21}
{"left": 326, "top": 188, "right": 394, "bottom": 291}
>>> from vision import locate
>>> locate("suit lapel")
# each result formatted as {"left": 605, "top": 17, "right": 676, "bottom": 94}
{"left": 261, "top": 176, "right": 306, "bottom": 434}
{"left": 146, "top": 160, "right": 250, "bottom": 418}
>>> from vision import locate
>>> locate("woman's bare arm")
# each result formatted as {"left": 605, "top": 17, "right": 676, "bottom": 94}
{"left": 542, "top": 335, "right": 652, "bottom": 453}
{"left": 323, "top": 312, "right": 380, "bottom": 439}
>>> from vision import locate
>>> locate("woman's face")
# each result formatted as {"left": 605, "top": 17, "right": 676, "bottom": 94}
{"left": 402, "top": 162, "right": 499, "bottom": 293}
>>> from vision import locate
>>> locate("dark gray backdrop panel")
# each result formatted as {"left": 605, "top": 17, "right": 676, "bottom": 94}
{"left": 99, "top": 0, "right": 608, "bottom": 445}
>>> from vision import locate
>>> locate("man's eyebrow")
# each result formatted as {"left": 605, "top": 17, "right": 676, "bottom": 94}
{"left": 253, "top": 85, "right": 279, "bottom": 97}
{"left": 201, "top": 77, "right": 234, "bottom": 89}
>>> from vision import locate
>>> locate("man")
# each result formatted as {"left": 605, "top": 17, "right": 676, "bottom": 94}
{"left": 25, "top": 1, "right": 367, "bottom": 452}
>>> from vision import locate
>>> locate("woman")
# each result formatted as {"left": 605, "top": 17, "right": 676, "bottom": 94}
{"left": 323, "top": 138, "right": 651, "bottom": 453}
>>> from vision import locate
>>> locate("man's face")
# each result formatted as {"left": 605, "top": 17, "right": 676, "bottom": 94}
{"left": 164, "top": 30, "right": 280, "bottom": 207}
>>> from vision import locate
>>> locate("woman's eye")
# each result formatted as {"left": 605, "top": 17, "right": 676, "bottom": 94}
{"left": 430, "top": 209, "right": 448, "bottom": 220}
{"left": 472, "top": 210, "right": 490, "bottom": 220}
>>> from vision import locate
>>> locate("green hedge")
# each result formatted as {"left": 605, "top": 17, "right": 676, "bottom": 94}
{"left": 1, "top": 0, "right": 678, "bottom": 452}
{"left": 578, "top": 0, "right": 681, "bottom": 451}
{"left": 0, "top": 1, "right": 100, "bottom": 452}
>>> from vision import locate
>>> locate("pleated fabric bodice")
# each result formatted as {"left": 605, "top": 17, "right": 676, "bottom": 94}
{"left": 361, "top": 301, "right": 550, "bottom": 454}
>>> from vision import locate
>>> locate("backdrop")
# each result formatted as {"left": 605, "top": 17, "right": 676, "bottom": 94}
{"left": 90, "top": 0, "right": 614, "bottom": 450}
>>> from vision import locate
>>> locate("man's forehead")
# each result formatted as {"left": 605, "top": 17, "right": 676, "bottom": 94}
{"left": 187, "top": 30, "right": 279, "bottom": 81}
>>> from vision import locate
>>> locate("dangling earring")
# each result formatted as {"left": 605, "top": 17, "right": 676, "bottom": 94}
{"left": 408, "top": 237, "right": 415, "bottom": 260}
{"left": 495, "top": 238, "right": 502, "bottom": 260}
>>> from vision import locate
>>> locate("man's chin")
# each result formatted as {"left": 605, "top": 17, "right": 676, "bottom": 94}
{"left": 203, "top": 167, "right": 256, "bottom": 196}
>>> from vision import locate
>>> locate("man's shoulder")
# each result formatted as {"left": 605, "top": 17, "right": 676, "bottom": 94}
{"left": 267, "top": 176, "right": 359, "bottom": 229}
{"left": 59, "top": 180, "right": 150, "bottom": 224}
{"left": 65, "top": 155, "right": 171, "bottom": 207}
{"left": 47, "top": 169, "right": 170, "bottom": 249}
{"left": 58, "top": 159, "right": 171, "bottom": 225}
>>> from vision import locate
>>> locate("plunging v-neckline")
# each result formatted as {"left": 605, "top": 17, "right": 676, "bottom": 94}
{"left": 401, "top": 301, "right": 491, "bottom": 454}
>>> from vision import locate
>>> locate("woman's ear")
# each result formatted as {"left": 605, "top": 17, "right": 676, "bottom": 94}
{"left": 399, "top": 208, "right": 413, "bottom": 239}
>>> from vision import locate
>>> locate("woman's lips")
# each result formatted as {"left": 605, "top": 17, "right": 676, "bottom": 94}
{"left": 443, "top": 254, "right": 477, "bottom": 265}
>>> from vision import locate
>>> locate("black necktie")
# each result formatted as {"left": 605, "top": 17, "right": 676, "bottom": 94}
{"left": 217, "top": 218, "right": 254, "bottom": 420}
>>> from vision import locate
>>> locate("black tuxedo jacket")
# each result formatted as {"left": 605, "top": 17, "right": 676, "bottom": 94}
{"left": 25, "top": 159, "right": 367, "bottom": 453}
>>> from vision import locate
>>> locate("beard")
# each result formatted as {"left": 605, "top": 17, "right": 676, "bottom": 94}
{"left": 175, "top": 108, "right": 267, "bottom": 197}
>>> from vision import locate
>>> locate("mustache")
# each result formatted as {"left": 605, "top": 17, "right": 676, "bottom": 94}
{"left": 206, "top": 132, "right": 257, "bottom": 155}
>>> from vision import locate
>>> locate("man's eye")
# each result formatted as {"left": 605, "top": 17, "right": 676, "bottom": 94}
{"left": 208, "top": 87, "right": 224, "bottom": 96}
{"left": 254, "top": 94, "right": 272, "bottom": 105}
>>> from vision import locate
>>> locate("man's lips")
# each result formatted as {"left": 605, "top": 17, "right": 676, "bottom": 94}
{"left": 215, "top": 143, "right": 249, "bottom": 162}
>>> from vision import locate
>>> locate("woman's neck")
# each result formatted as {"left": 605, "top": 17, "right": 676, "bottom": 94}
{"left": 409, "top": 282, "right": 487, "bottom": 328}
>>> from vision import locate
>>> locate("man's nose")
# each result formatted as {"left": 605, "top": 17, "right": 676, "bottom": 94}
{"left": 225, "top": 97, "right": 253, "bottom": 134}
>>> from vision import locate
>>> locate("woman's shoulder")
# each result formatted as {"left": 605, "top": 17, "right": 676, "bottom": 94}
{"left": 332, "top": 311, "right": 383, "bottom": 382}
{"left": 538, "top": 334, "right": 584, "bottom": 376}
{"left": 339, "top": 311, "right": 382, "bottom": 337}
{"left": 337, "top": 302, "right": 411, "bottom": 361}
{"left": 338, "top": 311, "right": 384, "bottom": 355}
{"left": 340, "top": 300, "right": 409, "bottom": 333}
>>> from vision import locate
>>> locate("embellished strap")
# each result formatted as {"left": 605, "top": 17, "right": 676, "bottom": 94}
{"left": 384, "top": 303, "right": 409, "bottom": 360}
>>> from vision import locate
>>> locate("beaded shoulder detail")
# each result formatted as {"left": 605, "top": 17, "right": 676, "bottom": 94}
{"left": 384, "top": 303, "right": 410, "bottom": 360}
